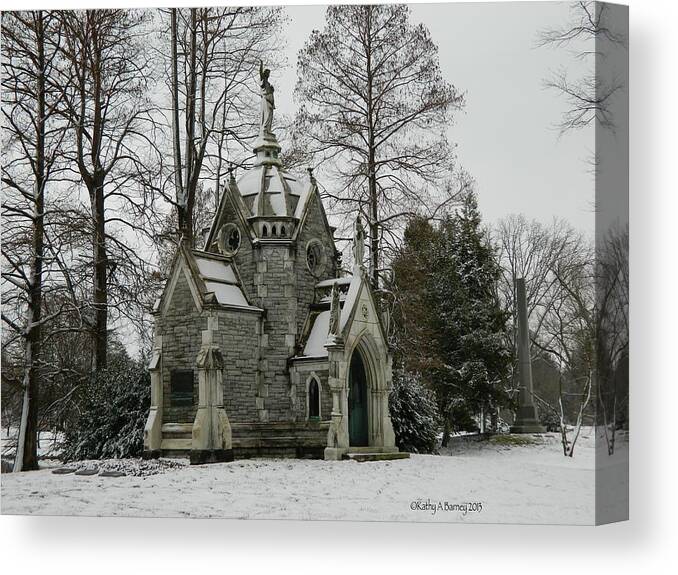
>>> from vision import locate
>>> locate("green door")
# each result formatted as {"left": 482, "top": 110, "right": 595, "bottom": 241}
{"left": 348, "top": 351, "right": 369, "bottom": 446}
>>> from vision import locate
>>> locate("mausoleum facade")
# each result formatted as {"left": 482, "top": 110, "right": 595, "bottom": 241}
{"left": 143, "top": 68, "right": 401, "bottom": 463}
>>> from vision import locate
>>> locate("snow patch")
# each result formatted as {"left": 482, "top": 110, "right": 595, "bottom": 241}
{"left": 195, "top": 257, "right": 237, "bottom": 283}
{"left": 204, "top": 281, "right": 250, "bottom": 307}
{"left": 1, "top": 431, "right": 620, "bottom": 524}
{"left": 302, "top": 310, "right": 331, "bottom": 357}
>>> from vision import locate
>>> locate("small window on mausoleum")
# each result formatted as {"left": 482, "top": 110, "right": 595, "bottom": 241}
{"left": 218, "top": 223, "right": 241, "bottom": 256}
{"left": 306, "top": 239, "right": 326, "bottom": 277}
{"left": 170, "top": 369, "right": 194, "bottom": 407}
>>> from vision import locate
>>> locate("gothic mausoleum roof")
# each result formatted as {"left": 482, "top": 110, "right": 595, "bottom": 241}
{"left": 236, "top": 161, "right": 313, "bottom": 219}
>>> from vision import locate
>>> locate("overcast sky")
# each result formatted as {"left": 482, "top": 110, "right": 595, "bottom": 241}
{"left": 274, "top": 1, "right": 595, "bottom": 235}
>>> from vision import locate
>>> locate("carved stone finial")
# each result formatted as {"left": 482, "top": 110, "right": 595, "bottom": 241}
{"left": 352, "top": 214, "right": 366, "bottom": 272}
{"left": 228, "top": 163, "right": 236, "bottom": 182}
{"left": 307, "top": 166, "right": 315, "bottom": 182}
{"left": 328, "top": 281, "right": 341, "bottom": 338}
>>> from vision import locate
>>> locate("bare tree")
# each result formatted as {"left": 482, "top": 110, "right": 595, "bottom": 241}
{"left": 596, "top": 224, "right": 629, "bottom": 454}
{"left": 537, "top": 1, "right": 627, "bottom": 135}
{"left": 162, "top": 6, "right": 283, "bottom": 246}
{"left": 295, "top": 4, "right": 465, "bottom": 286}
{"left": 496, "top": 216, "right": 589, "bottom": 385}
{"left": 496, "top": 215, "right": 597, "bottom": 456}
{"left": 537, "top": 253, "right": 595, "bottom": 457}
{"left": 1, "top": 10, "right": 67, "bottom": 471}
{"left": 54, "top": 9, "right": 159, "bottom": 372}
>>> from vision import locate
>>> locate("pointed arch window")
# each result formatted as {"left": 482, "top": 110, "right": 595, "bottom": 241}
{"left": 306, "top": 239, "right": 326, "bottom": 278}
{"left": 307, "top": 376, "right": 321, "bottom": 420}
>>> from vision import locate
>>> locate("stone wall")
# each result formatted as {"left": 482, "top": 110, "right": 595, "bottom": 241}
{"left": 157, "top": 271, "right": 204, "bottom": 423}
{"left": 289, "top": 362, "right": 332, "bottom": 422}
{"left": 253, "top": 243, "right": 295, "bottom": 422}
{"left": 214, "top": 309, "right": 261, "bottom": 423}
{"left": 157, "top": 267, "right": 262, "bottom": 425}
{"left": 294, "top": 191, "right": 338, "bottom": 335}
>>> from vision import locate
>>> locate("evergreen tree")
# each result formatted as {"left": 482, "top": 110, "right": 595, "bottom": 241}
{"left": 390, "top": 216, "right": 442, "bottom": 374}
{"left": 61, "top": 340, "right": 150, "bottom": 461}
{"left": 389, "top": 370, "right": 440, "bottom": 454}
{"left": 430, "top": 192, "right": 511, "bottom": 443}
{"left": 390, "top": 199, "right": 511, "bottom": 446}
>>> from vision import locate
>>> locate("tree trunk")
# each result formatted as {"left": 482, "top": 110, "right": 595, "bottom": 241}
{"left": 14, "top": 11, "right": 46, "bottom": 472}
{"left": 181, "top": 8, "right": 198, "bottom": 247}
{"left": 171, "top": 8, "right": 185, "bottom": 227}
{"left": 368, "top": 151, "right": 379, "bottom": 288}
{"left": 441, "top": 418, "right": 451, "bottom": 447}
{"left": 364, "top": 8, "right": 380, "bottom": 289}
{"left": 91, "top": 174, "right": 108, "bottom": 373}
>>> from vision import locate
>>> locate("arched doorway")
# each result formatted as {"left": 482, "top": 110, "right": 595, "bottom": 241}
{"left": 348, "top": 349, "right": 369, "bottom": 446}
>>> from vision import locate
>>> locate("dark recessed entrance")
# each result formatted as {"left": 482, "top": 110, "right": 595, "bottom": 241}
{"left": 348, "top": 349, "right": 369, "bottom": 446}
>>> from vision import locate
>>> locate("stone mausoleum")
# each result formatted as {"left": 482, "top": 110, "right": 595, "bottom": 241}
{"left": 143, "top": 65, "right": 403, "bottom": 463}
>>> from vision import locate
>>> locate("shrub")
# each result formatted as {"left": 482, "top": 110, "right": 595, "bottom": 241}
{"left": 389, "top": 370, "right": 440, "bottom": 454}
{"left": 61, "top": 356, "right": 150, "bottom": 461}
{"left": 538, "top": 408, "right": 561, "bottom": 432}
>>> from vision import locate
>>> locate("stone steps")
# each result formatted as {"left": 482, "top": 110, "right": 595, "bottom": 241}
{"left": 344, "top": 451, "right": 410, "bottom": 462}
{"left": 161, "top": 438, "right": 192, "bottom": 450}
{"left": 160, "top": 423, "right": 192, "bottom": 452}
{"left": 344, "top": 446, "right": 397, "bottom": 454}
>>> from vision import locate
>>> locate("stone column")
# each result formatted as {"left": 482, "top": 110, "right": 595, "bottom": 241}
{"left": 382, "top": 354, "right": 397, "bottom": 448}
{"left": 143, "top": 335, "right": 163, "bottom": 458}
{"left": 370, "top": 389, "right": 383, "bottom": 446}
{"left": 511, "top": 278, "right": 546, "bottom": 433}
{"left": 190, "top": 316, "right": 234, "bottom": 464}
{"left": 324, "top": 347, "right": 349, "bottom": 460}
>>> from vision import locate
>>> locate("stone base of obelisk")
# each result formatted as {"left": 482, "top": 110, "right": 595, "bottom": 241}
{"left": 510, "top": 404, "right": 547, "bottom": 433}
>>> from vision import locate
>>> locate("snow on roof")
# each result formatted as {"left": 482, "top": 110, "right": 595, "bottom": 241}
{"left": 302, "top": 310, "right": 331, "bottom": 358}
{"left": 204, "top": 281, "right": 250, "bottom": 308}
{"left": 190, "top": 251, "right": 256, "bottom": 310}
{"left": 315, "top": 276, "right": 352, "bottom": 289}
{"left": 235, "top": 164, "right": 310, "bottom": 218}
{"left": 237, "top": 166, "right": 264, "bottom": 197}
{"left": 297, "top": 274, "right": 366, "bottom": 357}
{"left": 294, "top": 181, "right": 314, "bottom": 219}
{"left": 340, "top": 274, "right": 362, "bottom": 331}
{"left": 195, "top": 256, "right": 237, "bottom": 283}
{"left": 268, "top": 187, "right": 286, "bottom": 215}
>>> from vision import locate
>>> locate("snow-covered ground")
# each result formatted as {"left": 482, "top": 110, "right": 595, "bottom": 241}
{"left": 0, "top": 430, "right": 628, "bottom": 525}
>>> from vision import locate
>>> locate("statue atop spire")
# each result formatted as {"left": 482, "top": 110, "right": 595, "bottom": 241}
{"left": 259, "top": 60, "right": 275, "bottom": 136}
{"left": 253, "top": 60, "right": 281, "bottom": 167}
{"left": 352, "top": 213, "right": 366, "bottom": 272}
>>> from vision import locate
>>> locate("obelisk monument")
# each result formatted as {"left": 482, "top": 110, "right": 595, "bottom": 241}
{"left": 510, "top": 277, "right": 546, "bottom": 433}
